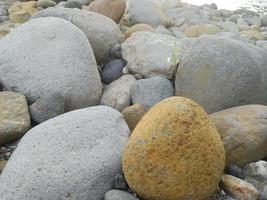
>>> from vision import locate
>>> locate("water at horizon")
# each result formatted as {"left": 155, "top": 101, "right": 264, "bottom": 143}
{"left": 183, "top": 0, "right": 267, "bottom": 14}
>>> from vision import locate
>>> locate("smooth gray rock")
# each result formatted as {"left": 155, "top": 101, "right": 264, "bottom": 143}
{"left": 130, "top": 76, "right": 174, "bottom": 110}
{"left": 104, "top": 190, "right": 139, "bottom": 200}
{"left": 100, "top": 75, "right": 136, "bottom": 111}
{"left": 101, "top": 59, "right": 126, "bottom": 84}
{"left": 29, "top": 93, "right": 65, "bottom": 124}
{"left": 37, "top": 0, "right": 57, "bottom": 8}
{"left": 33, "top": 8, "right": 123, "bottom": 64}
{"left": 64, "top": 0, "right": 83, "bottom": 9}
{"left": 122, "top": 31, "right": 180, "bottom": 79}
{"left": 0, "top": 17, "right": 102, "bottom": 111}
{"left": 0, "top": 106, "right": 130, "bottom": 200}
{"left": 175, "top": 35, "right": 267, "bottom": 113}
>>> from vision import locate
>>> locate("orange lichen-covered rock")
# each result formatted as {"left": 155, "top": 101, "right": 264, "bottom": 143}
{"left": 122, "top": 97, "right": 225, "bottom": 200}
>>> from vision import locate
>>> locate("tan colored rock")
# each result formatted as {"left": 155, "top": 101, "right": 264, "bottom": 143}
{"left": 8, "top": 1, "right": 37, "bottom": 14}
{"left": 241, "top": 30, "right": 265, "bottom": 40}
{"left": 184, "top": 24, "right": 221, "bottom": 37}
{"left": 9, "top": 11, "right": 32, "bottom": 23}
{"left": 122, "top": 104, "right": 146, "bottom": 131}
{"left": 87, "top": 0, "right": 126, "bottom": 23}
{"left": 0, "top": 92, "right": 31, "bottom": 146}
{"left": 0, "top": 26, "right": 12, "bottom": 37}
{"left": 125, "top": 23, "right": 154, "bottom": 39}
{"left": 210, "top": 105, "right": 267, "bottom": 167}
{"left": 0, "top": 161, "right": 7, "bottom": 174}
{"left": 221, "top": 175, "right": 259, "bottom": 200}
{"left": 123, "top": 97, "right": 225, "bottom": 200}
{"left": 8, "top": 1, "right": 37, "bottom": 23}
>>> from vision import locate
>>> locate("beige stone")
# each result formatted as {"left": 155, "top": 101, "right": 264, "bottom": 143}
{"left": 210, "top": 105, "right": 267, "bottom": 167}
{"left": 0, "top": 161, "right": 7, "bottom": 174}
{"left": 122, "top": 104, "right": 146, "bottom": 131}
{"left": 88, "top": 0, "right": 126, "bottom": 23}
{"left": 125, "top": 23, "right": 154, "bottom": 39}
{"left": 0, "top": 92, "right": 31, "bottom": 146}
{"left": 184, "top": 24, "right": 221, "bottom": 37}
{"left": 241, "top": 30, "right": 265, "bottom": 40}
{"left": 222, "top": 175, "right": 259, "bottom": 200}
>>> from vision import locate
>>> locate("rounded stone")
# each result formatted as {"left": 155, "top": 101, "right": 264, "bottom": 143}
{"left": 87, "top": 0, "right": 126, "bottom": 23}
{"left": 33, "top": 8, "right": 123, "bottom": 64}
{"left": 122, "top": 104, "right": 146, "bottom": 131}
{"left": 101, "top": 59, "right": 126, "bottom": 84}
{"left": 0, "top": 17, "right": 102, "bottom": 111}
{"left": 0, "top": 106, "right": 130, "bottom": 200}
{"left": 104, "top": 190, "right": 140, "bottom": 200}
{"left": 64, "top": 0, "right": 83, "bottom": 9}
{"left": 210, "top": 105, "right": 267, "bottom": 167}
{"left": 122, "top": 97, "right": 225, "bottom": 200}
{"left": 124, "top": 23, "right": 154, "bottom": 39}
{"left": 130, "top": 76, "right": 174, "bottom": 110}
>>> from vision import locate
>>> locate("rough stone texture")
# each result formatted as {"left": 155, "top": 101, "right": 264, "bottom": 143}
{"left": 130, "top": 76, "right": 174, "bottom": 110}
{"left": 125, "top": 23, "right": 154, "bottom": 39}
{"left": 122, "top": 104, "right": 146, "bottom": 131}
{"left": 33, "top": 8, "right": 123, "bottom": 64}
{"left": 122, "top": 31, "right": 180, "bottom": 79}
{"left": 0, "top": 106, "right": 130, "bottom": 200}
{"left": 0, "top": 17, "right": 102, "bottom": 111}
{"left": 87, "top": 0, "right": 126, "bottom": 23}
{"left": 122, "top": 0, "right": 173, "bottom": 26}
{"left": 101, "top": 59, "right": 126, "bottom": 85}
{"left": 175, "top": 35, "right": 267, "bottom": 113}
{"left": 0, "top": 160, "right": 7, "bottom": 174}
{"left": 29, "top": 93, "right": 66, "bottom": 124}
{"left": 243, "top": 161, "right": 267, "bottom": 198}
{"left": 210, "top": 105, "right": 267, "bottom": 167}
{"left": 104, "top": 190, "right": 139, "bottom": 200}
{"left": 100, "top": 75, "right": 136, "bottom": 112}
{"left": 123, "top": 97, "right": 225, "bottom": 200}
{"left": 8, "top": 1, "right": 37, "bottom": 23}
{"left": 221, "top": 175, "right": 259, "bottom": 200}
{"left": 0, "top": 92, "right": 31, "bottom": 146}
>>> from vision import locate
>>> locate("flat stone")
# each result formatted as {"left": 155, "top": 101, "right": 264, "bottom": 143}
{"left": 0, "top": 92, "right": 31, "bottom": 146}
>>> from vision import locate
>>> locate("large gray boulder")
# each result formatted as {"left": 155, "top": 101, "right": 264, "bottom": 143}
{"left": 175, "top": 35, "right": 267, "bottom": 113}
{"left": 0, "top": 17, "right": 102, "bottom": 111}
{"left": 0, "top": 106, "right": 130, "bottom": 200}
{"left": 122, "top": 31, "right": 180, "bottom": 79}
{"left": 33, "top": 8, "right": 123, "bottom": 64}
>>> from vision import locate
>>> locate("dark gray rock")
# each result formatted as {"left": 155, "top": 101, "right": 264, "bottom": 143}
{"left": 112, "top": 174, "right": 128, "bottom": 191}
{"left": 175, "top": 35, "right": 267, "bottom": 113}
{"left": 29, "top": 93, "right": 65, "bottom": 123}
{"left": 104, "top": 190, "right": 139, "bottom": 200}
{"left": 226, "top": 166, "right": 245, "bottom": 179}
{"left": 64, "top": 0, "right": 82, "bottom": 9}
{"left": 101, "top": 59, "right": 126, "bottom": 84}
{"left": 130, "top": 76, "right": 174, "bottom": 110}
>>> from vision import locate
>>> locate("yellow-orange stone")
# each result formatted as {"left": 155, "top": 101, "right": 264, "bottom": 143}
{"left": 124, "top": 23, "right": 154, "bottom": 39}
{"left": 122, "top": 97, "right": 225, "bottom": 200}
